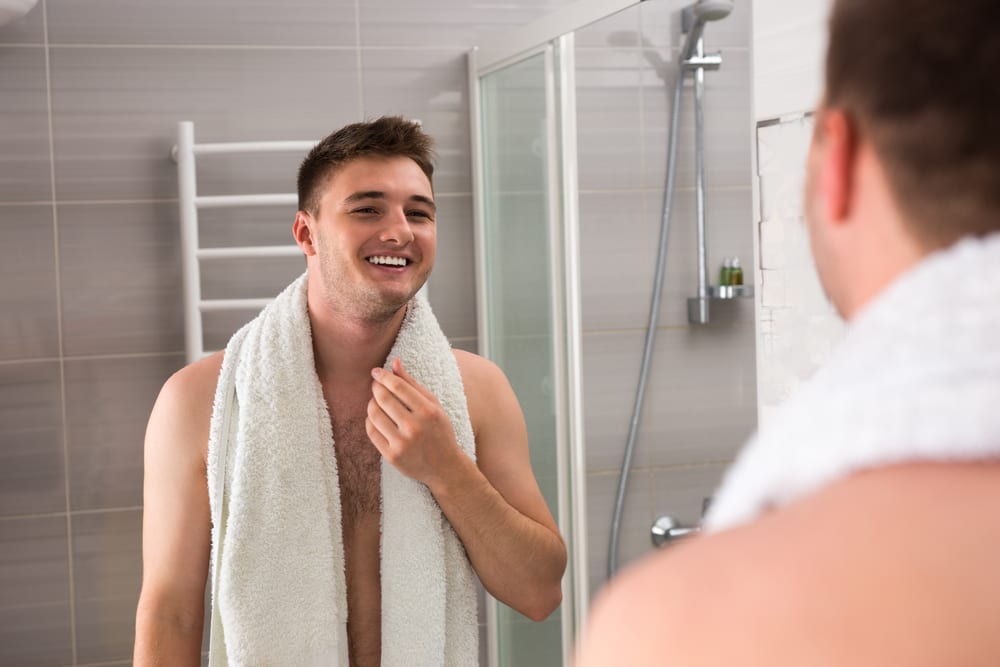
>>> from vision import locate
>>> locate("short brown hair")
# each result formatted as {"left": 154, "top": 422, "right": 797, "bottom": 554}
{"left": 825, "top": 0, "right": 1000, "bottom": 247}
{"left": 297, "top": 116, "right": 435, "bottom": 215}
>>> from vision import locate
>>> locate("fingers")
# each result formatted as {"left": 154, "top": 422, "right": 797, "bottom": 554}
{"left": 366, "top": 398, "right": 396, "bottom": 447}
{"left": 371, "top": 362, "right": 433, "bottom": 412}
{"left": 389, "top": 358, "right": 437, "bottom": 402}
{"left": 370, "top": 380, "right": 411, "bottom": 427}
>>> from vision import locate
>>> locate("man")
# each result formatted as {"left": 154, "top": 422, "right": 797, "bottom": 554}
{"left": 135, "top": 117, "right": 566, "bottom": 665}
{"left": 577, "top": 1, "right": 1000, "bottom": 665}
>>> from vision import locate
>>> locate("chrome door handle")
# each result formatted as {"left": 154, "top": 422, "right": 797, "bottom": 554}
{"left": 651, "top": 515, "right": 701, "bottom": 548}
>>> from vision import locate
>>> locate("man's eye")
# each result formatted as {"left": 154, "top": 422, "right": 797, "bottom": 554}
{"left": 407, "top": 210, "right": 433, "bottom": 220}
{"left": 353, "top": 207, "right": 379, "bottom": 215}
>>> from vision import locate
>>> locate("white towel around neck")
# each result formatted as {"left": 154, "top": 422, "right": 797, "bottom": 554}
{"left": 206, "top": 272, "right": 478, "bottom": 666}
{"left": 705, "top": 232, "right": 1000, "bottom": 533}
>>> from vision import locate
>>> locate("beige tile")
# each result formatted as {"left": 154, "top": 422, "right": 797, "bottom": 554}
{"left": 64, "top": 354, "right": 183, "bottom": 510}
{"left": 0, "top": 516, "right": 73, "bottom": 667}
{"left": 72, "top": 509, "right": 145, "bottom": 664}
{"left": 0, "top": 47, "right": 51, "bottom": 202}
{"left": 47, "top": 0, "right": 356, "bottom": 46}
{"left": 0, "top": 205, "right": 60, "bottom": 360}
{"left": 0, "top": 361, "right": 65, "bottom": 516}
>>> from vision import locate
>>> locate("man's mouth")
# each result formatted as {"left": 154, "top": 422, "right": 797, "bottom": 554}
{"left": 366, "top": 255, "right": 409, "bottom": 267}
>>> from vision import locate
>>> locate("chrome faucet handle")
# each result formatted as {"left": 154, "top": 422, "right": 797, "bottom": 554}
{"left": 651, "top": 515, "right": 701, "bottom": 548}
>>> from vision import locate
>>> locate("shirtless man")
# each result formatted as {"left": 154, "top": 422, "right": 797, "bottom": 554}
{"left": 577, "top": 0, "right": 1000, "bottom": 665}
{"left": 134, "top": 117, "right": 567, "bottom": 665}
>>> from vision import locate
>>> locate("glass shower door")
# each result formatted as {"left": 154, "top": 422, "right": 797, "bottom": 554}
{"left": 475, "top": 39, "right": 582, "bottom": 666}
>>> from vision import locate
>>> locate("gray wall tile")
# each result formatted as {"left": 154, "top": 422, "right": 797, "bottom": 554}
{"left": 59, "top": 201, "right": 184, "bottom": 356}
{"left": 578, "top": 187, "right": 755, "bottom": 331}
{"left": 0, "top": 361, "right": 65, "bottom": 516}
{"left": 47, "top": 0, "right": 356, "bottom": 47}
{"left": 582, "top": 327, "right": 756, "bottom": 472}
{"left": 361, "top": 48, "right": 471, "bottom": 194}
{"left": 0, "top": 204, "right": 60, "bottom": 360}
{"left": 0, "top": 516, "right": 73, "bottom": 666}
{"left": 586, "top": 469, "right": 653, "bottom": 600}
{"left": 428, "top": 194, "right": 476, "bottom": 340}
{"left": 65, "top": 354, "right": 183, "bottom": 510}
{"left": 72, "top": 509, "right": 143, "bottom": 664}
{"left": 0, "top": 1, "right": 44, "bottom": 44}
{"left": 49, "top": 47, "right": 360, "bottom": 201}
{"left": 648, "top": 462, "right": 728, "bottom": 528}
{"left": 574, "top": 3, "right": 640, "bottom": 49}
{"left": 575, "top": 47, "right": 642, "bottom": 192}
{"left": 357, "top": 0, "right": 578, "bottom": 48}
{"left": 0, "top": 46, "right": 52, "bottom": 202}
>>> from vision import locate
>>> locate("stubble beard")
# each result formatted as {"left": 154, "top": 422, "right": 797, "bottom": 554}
{"left": 319, "top": 251, "right": 424, "bottom": 324}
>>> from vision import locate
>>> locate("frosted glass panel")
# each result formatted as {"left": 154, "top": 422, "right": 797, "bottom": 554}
{"left": 480, "top": 50, "right": 564, "bottom": 665}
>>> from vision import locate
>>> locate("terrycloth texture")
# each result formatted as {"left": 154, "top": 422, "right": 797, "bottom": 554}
{"left": 207, "top": 273, "right": 478, "bottom": 666}
{"left": 705, "top": 232, "right": 1000, "bottom": 533}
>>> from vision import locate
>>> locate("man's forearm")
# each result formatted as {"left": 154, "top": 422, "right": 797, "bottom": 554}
{"left": 428, "top": 455, "right": 567, "bottom": 621}
{"left": 134, "top": 601, "right": 204, "bottom": 666}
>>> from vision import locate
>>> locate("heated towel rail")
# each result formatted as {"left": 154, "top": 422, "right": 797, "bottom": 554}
{"left": 172, "top": 121, "right": 316, "bottom": 364}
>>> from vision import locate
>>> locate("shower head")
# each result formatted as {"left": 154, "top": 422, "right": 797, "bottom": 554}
{"left": 691, "top": 0, "right": 734, "bottom": 23}
{"left": 680, "top": 0, "right": 733, "bottom": 61}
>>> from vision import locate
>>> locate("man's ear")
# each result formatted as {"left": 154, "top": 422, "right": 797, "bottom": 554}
{"left": 292, "top": 211, "right": 318, "bottom": 256}
{"left": 817, "top": 109, "right": 858, "bottom": 224}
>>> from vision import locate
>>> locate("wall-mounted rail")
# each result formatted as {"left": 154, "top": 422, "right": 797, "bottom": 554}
{"left": 172, "top": 121, "right": 315, "bottom": 364}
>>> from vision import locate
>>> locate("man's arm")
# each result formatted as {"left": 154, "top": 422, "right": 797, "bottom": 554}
{"left": 134, "top": 353, "right": 220, "bottom": 665}
{"left": 366, "top": 353, "right": 567, "bottom": 621}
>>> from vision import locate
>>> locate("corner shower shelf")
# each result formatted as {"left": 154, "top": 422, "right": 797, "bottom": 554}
{"left": 709, "top": 284, "right": 754, "bottom": 299}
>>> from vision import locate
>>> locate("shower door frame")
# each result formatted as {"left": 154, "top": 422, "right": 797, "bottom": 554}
{"left": 469, "top": 1, "right": 641, "bottom": 663}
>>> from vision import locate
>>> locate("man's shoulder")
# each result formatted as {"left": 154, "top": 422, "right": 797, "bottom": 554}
{"left": 147, "top": 351, "right": 225, "bottom": 463}
{"left": 580, "top": 462, "right": 1000, "bottom": 666}
{"left": 161, "top": 350, "right": 225, "bottom": 408}
{"left": 451, "top": 349, "right": 507, "bottom": 392}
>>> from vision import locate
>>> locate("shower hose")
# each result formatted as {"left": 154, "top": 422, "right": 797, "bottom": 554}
{"left": 607, "top": 60, "right": 687, "bottom": 579}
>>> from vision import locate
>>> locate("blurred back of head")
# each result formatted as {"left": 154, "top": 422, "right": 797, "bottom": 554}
{"left": 825, "top": 0, "right": 1000, "bottom": 248}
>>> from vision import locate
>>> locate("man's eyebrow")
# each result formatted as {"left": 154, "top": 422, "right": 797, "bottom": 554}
{"left": 343, "top": 191, "right": 436, "bottom": 212}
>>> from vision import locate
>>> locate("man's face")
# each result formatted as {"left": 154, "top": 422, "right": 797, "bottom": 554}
{"left": 307, "top": 155, "right": 436, "bottom": 321}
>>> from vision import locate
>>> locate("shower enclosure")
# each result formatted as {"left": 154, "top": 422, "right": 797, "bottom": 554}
{"left": 470, "top": 27, "right": 586, "bottom": 667}
{"left": 470, "top": 0, "right": 754, "bottom": 664}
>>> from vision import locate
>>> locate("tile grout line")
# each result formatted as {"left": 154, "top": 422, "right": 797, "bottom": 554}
{"left": 41, "top": 1, "right": 78, "bottom": 662}
{"left": 0, "top": 506, "right": 144, "bottom": 522}
{"left": 353, "top": 0, "right": 365, "bottom": 120}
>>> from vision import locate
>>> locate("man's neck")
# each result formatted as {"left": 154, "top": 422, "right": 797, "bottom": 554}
{"left": 307, "top": 288, "right": 408, "bottom": 384}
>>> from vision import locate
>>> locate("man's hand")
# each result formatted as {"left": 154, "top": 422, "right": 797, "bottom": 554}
{"left": 366, "top": 357, "right": 464, "bottom": 487}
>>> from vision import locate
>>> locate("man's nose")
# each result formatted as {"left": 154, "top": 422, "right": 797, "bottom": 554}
{"left": 380, "top": 207, "right": 415, "bottom": 245}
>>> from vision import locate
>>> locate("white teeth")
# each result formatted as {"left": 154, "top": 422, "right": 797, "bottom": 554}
{"left": 367, "top": 255, "right": 408, "bottom": 267}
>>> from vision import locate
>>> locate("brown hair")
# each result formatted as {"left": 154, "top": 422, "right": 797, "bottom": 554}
{"left": 825, "top": 0, "right": 1000, "bottom": 247}
{"left": 297, "top": 116, "right": 435, "bottom": 215}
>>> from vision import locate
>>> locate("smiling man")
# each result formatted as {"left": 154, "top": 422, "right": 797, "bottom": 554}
{"left": 134, "top": 117, "right": 566, "bottom": 666}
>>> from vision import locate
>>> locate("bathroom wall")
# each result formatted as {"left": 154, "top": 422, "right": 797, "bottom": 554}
{"left": 573, "top": 1, "right": 757, "bottom": 598}
{"left": 749, "top": 0, "right": 842, "bottom": 425}
{"left": 0, "top": 1, "right": 580, "bottom": 665}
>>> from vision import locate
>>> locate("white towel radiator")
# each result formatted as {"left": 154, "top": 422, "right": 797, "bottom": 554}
{"left": 172, "top": 121, "right": 316, "bottom": 364}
